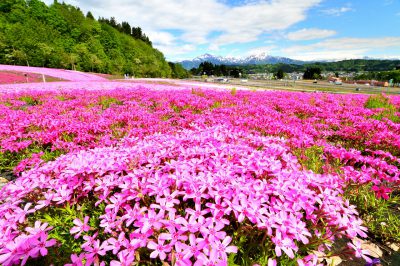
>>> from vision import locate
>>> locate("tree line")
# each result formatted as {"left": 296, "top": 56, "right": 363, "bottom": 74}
{"left": 355, "top": 70, "right": 400, "bottom": 83}
{"left": 98, "top": 17, "right": 152, "bottom": 46}
{"left": 0, "top": 0, "right": 189, "bottom": 78}
{"left": 190, "top": 60, "right": 400, "bottom": 81}
{"left": 238, "top": 59, "right": 400, "bottom": 74}
{"left": 191, "top": 62, "right": 244, "bottom": 78}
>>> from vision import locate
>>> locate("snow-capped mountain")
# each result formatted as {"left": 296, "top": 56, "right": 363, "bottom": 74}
{"left": 179, "top": 53, "right": 305, "bottom": 69}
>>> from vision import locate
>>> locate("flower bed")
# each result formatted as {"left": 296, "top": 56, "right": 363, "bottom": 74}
{"left": 0, "top": 65, "right": 107, "bottom": 82}
{"left": 0, "top": 72, "right": 42, "bottom": 84}
{"left": 0, "top": 86, "right": 399, "bottom": 265}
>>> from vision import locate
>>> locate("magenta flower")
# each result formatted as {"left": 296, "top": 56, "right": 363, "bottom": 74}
{"left": 372, "top": 185, "right": 392, "bottom": 200}
{"left": 83, "top": 239, "right": 113, "bottom": 265}
{"left": 1, "top": 89, "right": 399, "bottom": 265}
{"left": 15, "top": 203, "right": 35, "bottom": 223}
{"left": 147, "top": 239, "right": 172, "bottom": 261}
{"left": 25, "top": 221, "right": 52, "bottom": 235}
{"left": 28, "top": 232, "right": 57, "bottom": 257}
{"left": 65, "top": 253, "right": 85, "bottom": 266}
{"left": 107, "top": 233, "right": 128, "bottom": 255}
{"left": 70, "top": 216, "right": 91, "bottom": 239}
{"left": 268, "top": 258, "right": 277, "bottom": 266}
{"left": 215, "top": 236, "right": 238, "bottom": 261}
{"left": 141, "top": 209, "right": 164, "bottom": 233}
{"left": 173, "top": 243, "right": 193, "bottom": 266}
{"left": 110, "top": 250, "right": 135, "bottom": 266}
{"left": 348, "top": 239, "right": 372, "bottom": 263}
{"left": 200, "top": 221, "right": 226, "bottom": 242}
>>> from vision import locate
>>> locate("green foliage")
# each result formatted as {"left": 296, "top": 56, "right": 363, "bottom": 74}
{"left": 30, "top": 200, "right": 106, "bottom": 265}
{"left": 210, "top": 101, "right": 222, "bottom": 109}
{"left": 0, "top": 141, "right": 65, "bottom": 174}
{"left": 168, "top": 62, "right": 190, "bottom": 79}
{"left": 346, "top": 185, "right": 400, "bottom": 243}
{"left": 227, "top": 223, "right": 315, "bottom": 265}
{"left": 275, "top": 69, "right": 284, "bottom": 79}
{"left": 355, "top": 70, "right": 400, "bottom": 83}
{"left": 365, "top": 94, "right": 394, "bottom": 109}
{"left": 191, "top": 88, "right": 205, "bottom": 97}
{"left": 189, "top": 60, "right": 400, "bottom": 80}
{"left": 293, "top": 145, "right": 325, "bottom": 174}
{"left": 41, "top": 148, "right": 65, "bottom": 162}
{"left": 19, "top": 96, "right": 41, "bottom": 106}
{"left": 192, "top": 62, "right": 242, "bottom": 77}
{"left": 0, "top": 0, "right": 172, "bottom": 77}
{"left": 365, "top": 94, "right": 400, "bottom": 123}
{"left": 98, "top": 96, "right": 123, "bottom": 110}
{"left": 303, "top": 67, "right": 322, "bottom": 80}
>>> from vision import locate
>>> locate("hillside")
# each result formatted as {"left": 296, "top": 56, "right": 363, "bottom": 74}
{"left": 0, "top": 0, "right": 172, "bottom": 77}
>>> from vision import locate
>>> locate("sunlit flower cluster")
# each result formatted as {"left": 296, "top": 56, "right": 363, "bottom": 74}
{"left": 0, "top": 84, "right": 399, "bottom": 265}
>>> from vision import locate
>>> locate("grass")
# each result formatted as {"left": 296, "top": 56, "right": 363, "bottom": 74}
{"left": 364, "top": 94, "right": 400, "bottom": 123}
{"left": 19, "top": 96, "right": 41, "bottom": 106}
{"left": 346, "top": 185, "right": 400, "bottom": 243}
{"left": 293, "top": 143, "right": 400, "bottom": 245}
{"left": 98, "top": 96, "right": 123, "bottom": 110}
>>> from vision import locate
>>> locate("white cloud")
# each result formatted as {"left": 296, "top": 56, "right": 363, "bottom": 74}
{"left": 146, "top": 31, "right": 176, "bottom": 46}
{"left": 287, "top": 28, "right": 336, "bottom": 41}
{"left": 281, "top": 37, "right": 400, "bottom": 60}
{"left": 244, "top": 45, "right": 279, "bottom": 56}
{"left": 153, "top": 43, "right": 197, "bottom": 60}
{"left": 42, "top": 0, "right": 322, "bottom": 58}
{"left": 321, "top": 6, "right": 353, "bottom": 16}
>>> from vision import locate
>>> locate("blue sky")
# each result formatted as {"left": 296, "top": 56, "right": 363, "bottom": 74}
{"left": 43, "top": 0, "right": 400, "bottom": 61}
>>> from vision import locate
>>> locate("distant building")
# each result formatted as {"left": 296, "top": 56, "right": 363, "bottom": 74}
{"left": 213, "top": 78, "right": 229, "bottom": 83}
{"left": 288, "top": 72, "right": 303, "bottom": 80}
{"left": 249, "top": 73, "right": 274, "bottom": 80}
{"left": 328, "top": 76, "right": 342, "bottom": 84}
{"left": 351, "top": 80, "right": 389, "bottom": 87}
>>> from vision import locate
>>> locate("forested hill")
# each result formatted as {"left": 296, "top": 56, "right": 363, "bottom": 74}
{"left": 233, "top": 59, "right": 400, "bottom": 74}
{"left": 0, "top": 0, "right": 173, "bottom": 77}
{"left": 307, "top": 59, "right": 400, "bottom": 72}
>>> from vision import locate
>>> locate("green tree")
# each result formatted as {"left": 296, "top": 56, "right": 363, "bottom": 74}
{"left": 169, "top": 62, "right": 189, "bottom": 79}
{"left": 276, "top": 69, "right": 284, "bottom": 79}
{"left": 303, "top": 67, "right": 321, "bottom": 80}
{"left": 0, "top": 0, "right": 172, "bottom": 76}
{"left": 86, "top": 11, "right": 94, "bottom": 20}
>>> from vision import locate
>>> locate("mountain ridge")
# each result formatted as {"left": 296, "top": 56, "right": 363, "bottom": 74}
{"left": 179, "top": 53, "right": 306, "bottom": 69}
{"left": 178, "top": 53, "right": 400, "bottom": 70}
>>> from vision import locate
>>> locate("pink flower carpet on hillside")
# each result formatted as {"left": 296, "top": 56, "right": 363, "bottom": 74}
{"left": 0, "top": 82, "right": 399, "bottom": 265}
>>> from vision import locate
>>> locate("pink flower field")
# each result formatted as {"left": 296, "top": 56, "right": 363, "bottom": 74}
{"left": 0, "top": 72, "right": 44, "bottom": 84}
{"left": 0, "top": 65, "right": 107, "bottom": 82}
{"left": 0, "top": 79, "right": 399, "bottom": 265}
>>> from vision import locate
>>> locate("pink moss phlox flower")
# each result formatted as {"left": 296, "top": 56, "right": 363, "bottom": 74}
{"left": 347, "top": 239, "right": 372, "bottom": 263}
{"left": 110, "top": 250, "right": 135, "bottom": 266}
{"left": 83, "top": 239, "right": 113, "bottom": 265}
{"left": 1, "top": 87, "right": 399, "bottom": 265}
{"left": 70, "top": 216, "right": 91, "bottom": 239}
{"left": 14, "top": 203, "right": 35, "bottom": 224}
{"left": 65, "top": 253, "right": 85, "bottom": 266}
{"left": 147, "top": 239, "right": 172, "bottom": 261}
{"left": 371, "top": 185, "right": 392, "bottom": 200}
{"left": 25, "top": 221, "right": 52, "bottom": 235}
{"left": 28, "top": 232, "right": 57, "bottom": 258}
